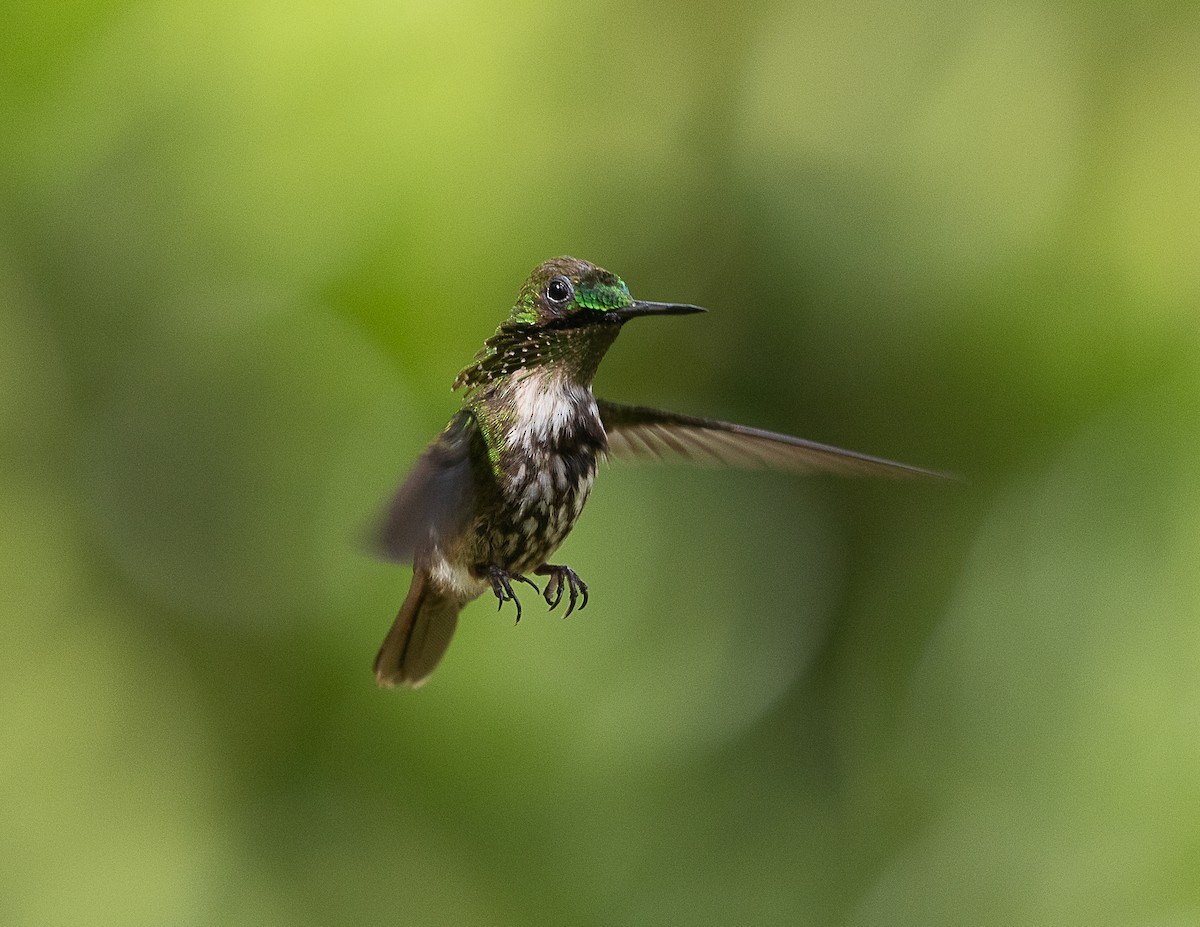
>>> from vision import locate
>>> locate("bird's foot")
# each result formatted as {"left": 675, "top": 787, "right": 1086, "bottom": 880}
{"left": 486, "top": 566, "right": 539, "bottom": 623}
{"left": 535, "top": 563, "right": 589, "bottom": 618}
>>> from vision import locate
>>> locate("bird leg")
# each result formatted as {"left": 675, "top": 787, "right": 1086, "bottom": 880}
{"left": 486, "top": 566, "right": 539, "bottom": 623}
{"left": 534, "top": 563, "right": 589, "bottom": 618}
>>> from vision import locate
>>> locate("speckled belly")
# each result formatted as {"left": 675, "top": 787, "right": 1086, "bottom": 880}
{"left": 467, "top": 449, "right": 598, "bottom": 576}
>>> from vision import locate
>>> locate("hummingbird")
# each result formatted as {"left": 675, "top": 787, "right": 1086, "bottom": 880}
{"left": 373, "top": 256, "right": 949, "bottom": 688}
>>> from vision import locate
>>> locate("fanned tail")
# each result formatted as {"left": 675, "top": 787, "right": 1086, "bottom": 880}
{"left": 374, "top": 569, "right": 462, "bottom": 688}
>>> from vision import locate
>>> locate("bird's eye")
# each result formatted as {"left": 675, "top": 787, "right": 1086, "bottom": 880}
{"left": 545, "top": 277, "right": 573, "bottom": 305}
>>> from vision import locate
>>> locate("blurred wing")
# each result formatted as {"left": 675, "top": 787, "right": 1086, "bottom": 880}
{"left": 375, "top": 410, "right": 479, "bottom": 563}
{"left": 597, "top": 400, "right": 954, "bottom": 480}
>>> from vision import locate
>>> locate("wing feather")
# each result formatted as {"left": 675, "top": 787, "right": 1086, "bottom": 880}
{"left": 597, "top": 400, "right": 954, "bottom": 480}
{"left": 375, "top": 410, "right": 479, "bottom": 563}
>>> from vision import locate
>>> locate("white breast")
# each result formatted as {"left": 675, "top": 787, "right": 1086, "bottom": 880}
{"left": 507, "top": 374, "right": 598, "bottom": 449}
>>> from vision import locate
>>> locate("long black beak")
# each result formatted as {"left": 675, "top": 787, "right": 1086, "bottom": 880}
{"left": 609, "top": 301, "right": 707, "bottom": 321}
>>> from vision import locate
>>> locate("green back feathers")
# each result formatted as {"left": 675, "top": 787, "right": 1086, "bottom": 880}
{"left": 510, "top": 291, "right": 539, "bottom": 324}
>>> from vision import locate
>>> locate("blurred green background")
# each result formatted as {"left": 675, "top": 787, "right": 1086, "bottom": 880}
{"left": 3, "top": 1, "right": 1199, "bottom": 924}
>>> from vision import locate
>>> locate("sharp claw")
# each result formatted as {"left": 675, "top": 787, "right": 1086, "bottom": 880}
{"left": 488, "top": 567, "right": 528, "bottom": 623}
{"left": 566, "top": 570, "right": 587, "bottom": 617}
{"left": 532, "top": 564, "right": 589, "bottom": 619}
{"left": 504, "top": 578, "right": 523, "bottom": 623}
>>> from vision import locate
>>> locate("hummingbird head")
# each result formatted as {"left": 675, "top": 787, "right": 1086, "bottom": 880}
{"left": 507, "top": 256, "right": 704, "bottom": 328}
{"left": 454, "top": 257, "right": 705, "bottom": 393}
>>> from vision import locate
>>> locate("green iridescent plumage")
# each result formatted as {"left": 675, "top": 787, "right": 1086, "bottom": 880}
{"left": 574, "top": 277, "right": 633, "bottom": 312}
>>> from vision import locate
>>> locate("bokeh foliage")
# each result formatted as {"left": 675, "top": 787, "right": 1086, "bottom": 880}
{"left": 3, "top": 1, "right": 1199, "bottom": 924}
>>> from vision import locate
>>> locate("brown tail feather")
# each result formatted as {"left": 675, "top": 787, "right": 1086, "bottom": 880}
{"left": 374, "top": 569, "right": 462, "bottom": 688}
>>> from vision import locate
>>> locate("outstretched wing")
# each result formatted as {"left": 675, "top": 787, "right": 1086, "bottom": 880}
{"left": 375, "top": 410, "right": 479, "bottom": 563}
{"left": 597, "top": 400, "right": 954, "bottom": 480}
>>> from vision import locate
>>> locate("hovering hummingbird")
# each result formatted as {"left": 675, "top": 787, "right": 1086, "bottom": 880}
{"left": 373, "top": 256, "right": 949, "bottom": 687}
